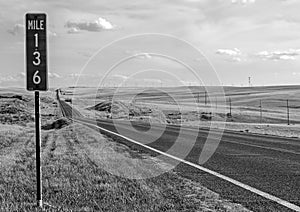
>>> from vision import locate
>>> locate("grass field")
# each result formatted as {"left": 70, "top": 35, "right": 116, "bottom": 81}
{"left": 0, "top": 90, "right": 250, "bottom": 211}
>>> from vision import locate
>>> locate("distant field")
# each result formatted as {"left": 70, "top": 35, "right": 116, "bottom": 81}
{"left": 63, "top": 85, "right": 300, "bottom": 138}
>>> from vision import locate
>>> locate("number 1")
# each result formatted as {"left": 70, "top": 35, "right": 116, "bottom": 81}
{"left": 34, "top": 33, "right": 38, "bottom": 48}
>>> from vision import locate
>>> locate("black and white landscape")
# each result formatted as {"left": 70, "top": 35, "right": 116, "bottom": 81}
{"left": 0, "top": 1, "right": 300, "bottom": 211}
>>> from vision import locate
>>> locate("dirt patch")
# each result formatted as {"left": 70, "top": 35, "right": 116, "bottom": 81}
{"left": 42, "top": 118, "right": 71, "bottom": 130}
{"left": 87, "top": 100, "right": 129, "bottom": 114}
{"left": 88, "top": 100, "right": 169, "bottom": 123}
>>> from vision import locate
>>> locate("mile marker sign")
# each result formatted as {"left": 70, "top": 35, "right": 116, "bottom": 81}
{"left": 26, "top": 13, "right": 48, "bottom": 91}
{"left": 25, "top": 13, "right": 48, "bottom": 208}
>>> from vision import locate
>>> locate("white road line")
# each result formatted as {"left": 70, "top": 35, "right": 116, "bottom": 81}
{"left": 73, "top": 118, "right": 300, "bottom": 212}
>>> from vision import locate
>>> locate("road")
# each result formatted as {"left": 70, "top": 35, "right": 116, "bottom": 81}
{"left": 59, "top": 99, "right": 300, "bottom": 212}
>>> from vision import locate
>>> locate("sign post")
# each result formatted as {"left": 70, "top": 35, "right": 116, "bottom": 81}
{"left": 34, "top": 91, "right": 42, "bottom": 208}
{"left": 25, "top": 13, "right": 48, "bottom": 208}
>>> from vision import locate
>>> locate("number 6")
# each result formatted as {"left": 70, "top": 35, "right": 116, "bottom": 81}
{"left": 33, "top": 70, "right": 41, "bottom": 84}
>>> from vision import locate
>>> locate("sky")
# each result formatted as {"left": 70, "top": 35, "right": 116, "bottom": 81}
{"left": 1, "top": 0, "right": 300, "bottom": 88}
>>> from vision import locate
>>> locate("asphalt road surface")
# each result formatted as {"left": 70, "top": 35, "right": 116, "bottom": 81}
{"left": 59, "top": 99, "right": 300, "bottom": 212}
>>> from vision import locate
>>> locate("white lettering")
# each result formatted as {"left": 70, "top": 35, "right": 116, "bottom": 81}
{"left": 40, "top": 20, "right": 44, "bottom": 30}
{"left": 28, "top": 20, "right": 34, "bottom": 30}
{"left": 27, "top": 20, "right": 45, "bottom": 30}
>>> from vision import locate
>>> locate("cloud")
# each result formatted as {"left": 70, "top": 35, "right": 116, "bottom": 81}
{"left": 0, "top": 75, "right": 15, "bottom": 82}
{"left": 216, "top": 48, "right": 241, "bottom": 56}
{"left": 143, "top": 78, "right": 162, "bottom": 83}
{"left": 8, "top": 24, "right": 57, "bottom": 37}
{"left": 292, "top": 72, "right": 300, "bottom": 76}
{"left": 68, "top": 73, "right": 81, "bottom": 78}
{"left": 180, "top": 80, "right": 198, "bottom": 86}
{"left": 135, "top": 52, "right": 152, "bottom": 60}
{"left": 125, "top": 50, "right": 152, "bottom": 60}
{"left": 49, "top": 72, "right": 61, "bottom": 78}
{"left": 65, "top": 17, "right": 114, "bottom": 32}
{"left": 48, "top": 31, "right": 57, "bottom": 37}
{"left": 111, "top": 74, "right": 128, "bottom": 80}
{"left": 231, "top": 57, "right": 242, "bottom": 62}
{"left": 67, "top": 73, "right": 98, "bottom": 78}
{"left": 216, "top": 48, "right": 300, "bottom": 62}
{"left": 231, "top": 0, "right": 256, "bottom": 4}
{"left": 78, "top": 51, "right": 93, "bottom": 58}
{"left": 216, "top": 48, "right": 243, "bottom": 62}
{"left": 255, "top": 49, "right": 300, "bottom": 61}
{"left": 7, "top": 24, "right": 25, "bottom": 35}
{"left": 3, "top": 71, "right": 60, "bottom": 80}
{"left": 67, "top": 27, "right": 80, "bottom": 34}
{"left": 0, "top": 72, "right": 25, "bottom": 82}
{"left": 18, "top": 72, "right": 26, "bottom": 78}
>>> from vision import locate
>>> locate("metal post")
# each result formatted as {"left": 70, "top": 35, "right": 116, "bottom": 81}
{"left": 229, "top": 98, "right": 232, "bottom": 117}
{"left": 287, "top": 99, "right": 290, "bottom": 125}
{"left": 260, "top": 100, "right": 262, "bottom": 123}
{"left": 215, "top": 96, "right": 217, "bottom": 109}
{"left": 35, "top": 91, "right": 42, "bottom": 208}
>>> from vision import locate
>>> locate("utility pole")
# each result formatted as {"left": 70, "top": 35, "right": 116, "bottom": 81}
{"left": 204, "top": 91, "right": 207, "bottom": 106}
{"left": 259, "top": 100, "right": 262, "bottom": 123}
{"left": 215, "top": 96, "right": 217, "bottom": 109}
{"left": 248, "top": 77, "right": 251, "bottom": 87}
{"left": 287, "top": 99, "right": 290, "bottom": 125}
{"left": 229, "top": 97, "right": 232, "bottom": 117}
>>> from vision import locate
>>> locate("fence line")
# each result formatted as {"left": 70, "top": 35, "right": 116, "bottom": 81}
{"left": 201, "top": 97, "right": 297, "bottom": 125}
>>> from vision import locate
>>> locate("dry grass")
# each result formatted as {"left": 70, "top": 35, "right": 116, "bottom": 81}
{"left": 0, "top": 122, "right": 250, "bottom": 211}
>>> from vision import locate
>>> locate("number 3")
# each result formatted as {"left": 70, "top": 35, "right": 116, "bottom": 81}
{"left": 33, "top": 51, "right": 41, "bottom": 66}
{"left": 33, "top": 70, "right": 41, "bottom": 84}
